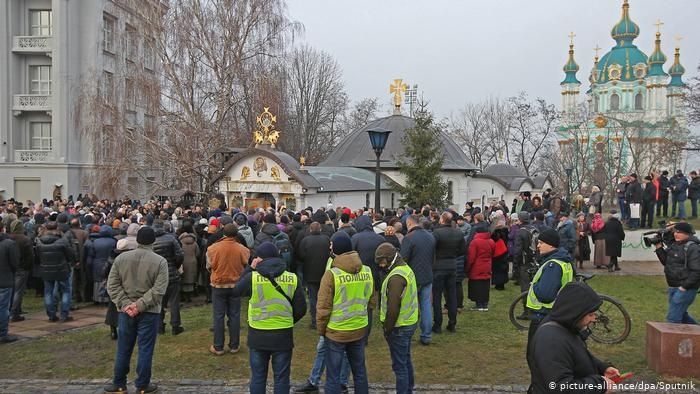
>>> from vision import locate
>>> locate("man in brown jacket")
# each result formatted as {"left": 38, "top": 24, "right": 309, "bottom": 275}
{"left": 316, "top": 236, "right": 373, "bottom": 394}
{"left": 206, "top": 223, "right": 250, "bottom": 355}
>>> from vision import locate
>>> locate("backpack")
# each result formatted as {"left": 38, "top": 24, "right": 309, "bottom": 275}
{"left": 522, "top": 225, "right": 540, "bottom": 264}
{"left": 272, "top": 232, "right": 293, "bottom": 270}
{"left": 238, "top": 225, "right": 254, "bottom": 249}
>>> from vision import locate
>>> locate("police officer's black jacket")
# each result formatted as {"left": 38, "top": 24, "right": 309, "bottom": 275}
{"left": 656, "top": 236, "right": 700, "bottom": 289}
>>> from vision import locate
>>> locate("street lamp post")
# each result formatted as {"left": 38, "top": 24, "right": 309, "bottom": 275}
{"left": 565, "top": 167, "right": 573, "bottom": 203}
{"left": 366, "top": 128, "right": 392, "bottom": 214}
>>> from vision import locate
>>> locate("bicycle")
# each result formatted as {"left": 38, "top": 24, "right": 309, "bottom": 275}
{"left": 508, "top": 271, "right": 631, "bottom": 344}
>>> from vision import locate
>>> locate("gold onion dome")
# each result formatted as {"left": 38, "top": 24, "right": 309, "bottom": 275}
{"left": 647, "top": 31, "right": 667, "bottom": 76}
{"left": 611, "top": 0, "right": 640, "bottom": 45}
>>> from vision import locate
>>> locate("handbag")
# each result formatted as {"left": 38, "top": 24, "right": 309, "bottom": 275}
{"left": 630, "top": 203, "right": 640, "bottom": 219}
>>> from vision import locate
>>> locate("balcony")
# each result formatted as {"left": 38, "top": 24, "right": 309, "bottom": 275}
{"left": 12, "top": 36, "right": 53, "bottom": 55}
{"left": 13, "top": 94, "right": 52, "bottom": 115}
{"left": 14, "top": 150, "right": 55, "bottom": 163}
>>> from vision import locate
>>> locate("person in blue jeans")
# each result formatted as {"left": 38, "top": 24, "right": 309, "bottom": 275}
{"left": 34, "top": 221, "right": 75, "bottom": 322}
{"left": 400, "top": 214, "right": 436, "bottom": 345}
{"left": 295, "top": 335, "right": 351, "bottom": 393}
{"left": 376, "top": 242, "right": 419, "bottom": 394}
{"left": 230, "top": 242, "right": 307, "bottom": 394}
{"left": 105, "top": 227, "right": 169, "bottom": 394}
{"left": 671, "top": 170, "right": 689, "bottom": 219}
{"left": 654, "top": 222, "right": 700, "bottom": 325}
{"left": 0, "top": 222, "right": 19, "bottom": 343}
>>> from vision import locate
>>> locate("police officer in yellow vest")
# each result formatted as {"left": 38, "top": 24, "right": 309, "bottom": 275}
{"left": 375, "top": 243, "right": 419, "bottom": 394}
{"left": 231, "top": 242, "right": 306, "bottom": 394}
{"left": 317, "top": 235, "right": 374, "bottom": 394}
{"left": 525, "top": 228, "right": 574, "bottom": 345}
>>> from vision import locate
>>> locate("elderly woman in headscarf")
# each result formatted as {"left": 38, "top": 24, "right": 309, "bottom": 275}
{"left": 590, "top": 212, "right": 609, "bottom": 269}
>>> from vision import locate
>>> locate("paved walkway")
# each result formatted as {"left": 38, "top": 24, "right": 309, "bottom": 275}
{"left": 0, "top": 379, "right": 696, "bottom": 393}
{"left": 8, "top": 305, "right": 108, "bottom": 340}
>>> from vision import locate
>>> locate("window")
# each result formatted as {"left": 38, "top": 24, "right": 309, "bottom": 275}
{"left": 144, "top": 39, "right": 155, "bottom": 70}
{"left": 29, "top": 66, "right": 51, "bottom": 94}
{"left": 144, "top": 114, "right": 156, "bottom": 139}
{"left": 101, "top": 71, "right": 114, "bottom": 100}
{"left": 610, "top": 93, "right": 620, "bottom": 111}
{"left": 635, "top": 93, "right": 643, "bottom": 110}
{"left": 447, "top": 180, "right": 454, "bottom": 203}
{"left": 126, "top": 111, "right": 137, "bottom": 130}
{"left": 30, "top": 122, "right": 52, "bottom": 150}
{"left": 101, "top": 126, "right": 115, "bottom": 161}
{"left": 594, "top": 95, "right": 599, "bottom": 113}
{"left": 103, "top": 15, "right": 115, "bottom": 52}
{"left": 30, "top": 10, "right": 52, "bottom": 36}
{"left": 125, "top": 25, "right": 138, "bottom": 60}
{"left": 125, "top": 78, "right": 136, "bottom": 109}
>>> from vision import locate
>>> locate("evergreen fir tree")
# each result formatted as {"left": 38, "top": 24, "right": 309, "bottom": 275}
{"left": 395, "top": 105, "right": 449, "bottom": 208}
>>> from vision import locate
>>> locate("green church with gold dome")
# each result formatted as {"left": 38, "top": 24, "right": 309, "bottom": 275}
{"left": 557, "top": 0, "right": 688, "bottom": 189}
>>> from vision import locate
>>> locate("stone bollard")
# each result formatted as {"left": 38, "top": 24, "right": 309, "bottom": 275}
{"left": 646, "top": 321, "right": 700, "bottom": 378}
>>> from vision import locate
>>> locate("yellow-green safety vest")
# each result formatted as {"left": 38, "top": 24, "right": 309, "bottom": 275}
{"left": 327, "top": 265, "right": 373, "bottom": 331}
{"left": 526, "top": 259, "right": 574, "bottom": 311}
{"left": 379, "top": 264, "right": 418, "bottom": 327}
{"left": 248, "top": 271, "right": 298, "bottom": 330}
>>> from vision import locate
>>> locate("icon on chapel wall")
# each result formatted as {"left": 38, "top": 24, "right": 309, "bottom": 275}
{"left": 240, "top": 166, "right": 251, "bottom": 180}
{"left": 254, "top": 156, "right": 268, "bottom": 176}
{"left": 253, "top": 107, "right": 281, "bottom": 148}
{"left": 271, "top": 166, "right": 281, "bottom": 181}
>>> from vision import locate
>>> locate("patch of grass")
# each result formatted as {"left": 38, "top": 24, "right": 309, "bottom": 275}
{"left": 2, "top": 275, "right": 699, "bottom": 385}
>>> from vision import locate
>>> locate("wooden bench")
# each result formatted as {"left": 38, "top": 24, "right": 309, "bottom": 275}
{"left": 646, "top": 321, "right": 700, "bottom": 378}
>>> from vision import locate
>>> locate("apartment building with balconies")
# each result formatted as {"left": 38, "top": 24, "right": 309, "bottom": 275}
{"left": 0, "top": 0, "right": 162, "bottom": 203}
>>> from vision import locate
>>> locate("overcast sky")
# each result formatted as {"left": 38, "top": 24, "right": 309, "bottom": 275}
{"left": 287, "top": 0, "right": 700, "bottom": 119}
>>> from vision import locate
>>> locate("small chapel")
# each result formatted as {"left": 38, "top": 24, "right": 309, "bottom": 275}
{"left": 213, "top": 81, "right": 553, "bottom": 212}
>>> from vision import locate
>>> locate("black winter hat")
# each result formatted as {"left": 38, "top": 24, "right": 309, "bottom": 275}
{"left": 137, "top": 227, "right": 156, "bottom": 245}
{"left": 538, "top": 228, "right": 560, "bottom": 248}
{"left": 256, "top": 241, "right": 279, "bottom": 258}
{"left": 674, "top": 222, "right": 695, "bottom": 235}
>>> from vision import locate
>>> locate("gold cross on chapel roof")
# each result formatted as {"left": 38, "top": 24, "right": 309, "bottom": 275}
{"left": 568, "top": 31, "right": 576, "bottom": 45}
{"left": 654, "top": 19, "right": 664, "bottom": 33}
{"left": 389, "top": 79, "right": 407, "bottom": 110}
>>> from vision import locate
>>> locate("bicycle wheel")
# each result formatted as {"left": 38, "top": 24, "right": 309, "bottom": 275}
{"left": 508, "top": 291, "right": 530, "bottom": 331}
{"left": 589, "top": 294, "right": 631, "bottom": 344}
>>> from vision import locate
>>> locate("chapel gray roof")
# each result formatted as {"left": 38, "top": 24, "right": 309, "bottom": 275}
{"left": 483, "top": 163, "right": 527, "bottom": 177}
{"left": 214, "top": 145, "right": 322, "bottom": 189}
{"left": 304, "top": 167, "right": 396, "bottom": 192}
{"left": 319, "top": 114, "right": 478, "bottom": 171}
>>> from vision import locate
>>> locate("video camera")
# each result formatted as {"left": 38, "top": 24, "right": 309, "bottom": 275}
{"left": 642, "top": 220, "right": 674, "bottom": 248}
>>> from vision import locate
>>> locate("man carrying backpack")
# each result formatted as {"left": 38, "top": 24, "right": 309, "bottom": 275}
{"left": 513, "top": 211, "right": 538, "bottom": 318}
{"left": 254, "top": 213, "right": 293, "bottom": 270}
{"left": 654, "top": 222, "right": 700, "bottom": 324}
{"left": 233, "top": 212, "right": 254, "bottom": 249}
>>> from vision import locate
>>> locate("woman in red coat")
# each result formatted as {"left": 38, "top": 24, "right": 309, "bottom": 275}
{"left": 466, "top": 227, "right": 496, "bottom": 311}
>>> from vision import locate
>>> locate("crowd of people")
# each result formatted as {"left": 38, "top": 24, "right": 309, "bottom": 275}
{"left": 0, "top": 182, "right": 698, "bottom": 393}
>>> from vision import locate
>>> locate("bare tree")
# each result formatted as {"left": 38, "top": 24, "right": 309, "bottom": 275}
{"left": 686, "top": 63, "right": 700, "bottom": 126}
{"left": 344, "top": 97, "right": 381, "bottom": 133}
{"left": 77, "top": 0, "right": 302, "bottom": 197}
{"left": 448, "top": 98, "right": 510, "bottom": 169}
{"left": 284, "top": 45, "right": 347, "bottom": 163}
{"left": 507, "top": 93, "right": 560, "bottom": 177}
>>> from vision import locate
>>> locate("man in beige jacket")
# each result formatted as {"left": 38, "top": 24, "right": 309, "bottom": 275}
{"left": 105, "top": 227, "right": 168, "bottom": 394}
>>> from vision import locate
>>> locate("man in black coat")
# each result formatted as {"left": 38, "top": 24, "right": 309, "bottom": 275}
{"left": 656, "top": 171, "right": 671, "bottom": 218}
{"left": 400, "top": 214, "right": 436, "bottom": 345}
{"left": 297, "top": 222, "right": 330, "bottom": 329}
{"left": 654, "top": 222, "right": 700, "bottom": 324}
{"left": 431, "top": 211, "right": 466, "bottom": 333}
{"left": 0, "top": 219, "right": 19, "bottom": 343}
{"left": 641, "top": 175, "right": 657, "bottom": 229}
{"left": 688, "top": 171, "right": 700, "bottom": 219}
{"left": 625, "top": 173, "right": 643, "bottom": 230}
{"left": 152, "top": 219, "right": 184, "bottom": 335}
{"left": 35, "top": 221, "right": 76, "bottom": 322}
{"left": 528, "top": 282, "right": 618, "bottom": 393}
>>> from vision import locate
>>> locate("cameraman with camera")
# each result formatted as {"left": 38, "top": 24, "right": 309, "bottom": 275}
{"left": 654, "top": 222, "right": 700, "bottom": 324}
